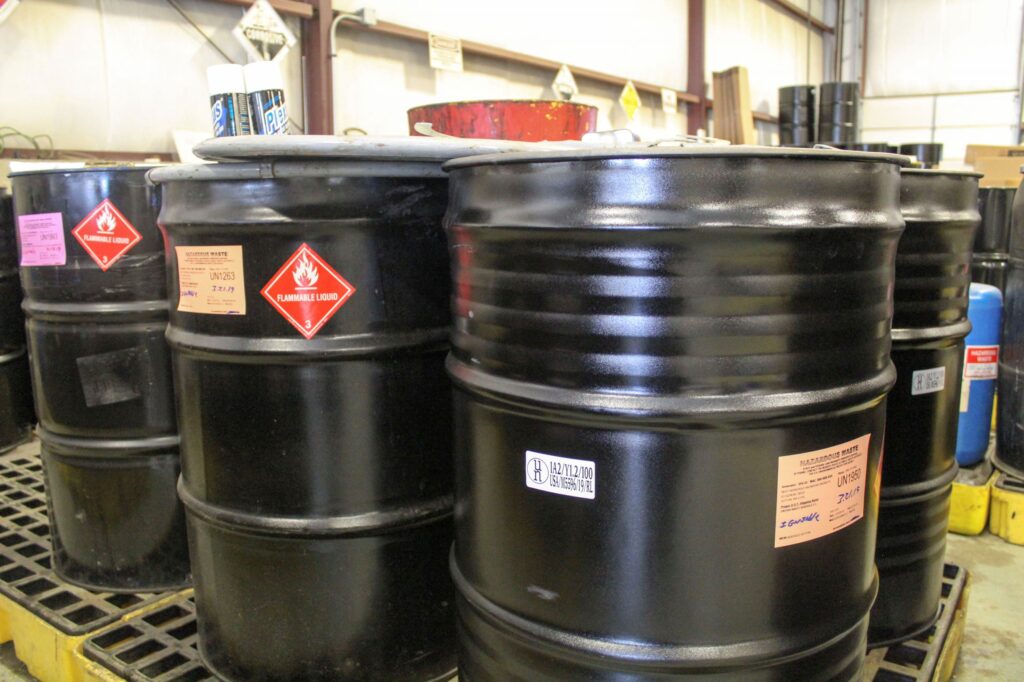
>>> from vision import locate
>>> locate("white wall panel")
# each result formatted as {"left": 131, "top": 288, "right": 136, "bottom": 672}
{"left": 706, "top": 0, "right": 826, "bottom": 115}
{"left": 335, "top": 0, "right": 688, "bottom": 91}
{"left": 935, "top": 92, "right": 1019, "bottom": 127}
{"left": 865, "top": 0, "right": 1023, "bottom": 96}
{"left": 862, "top": 97, "right": 933, "bottom": 129}
{"left": 0, "top": 0, "right": 304, "bottom": 154}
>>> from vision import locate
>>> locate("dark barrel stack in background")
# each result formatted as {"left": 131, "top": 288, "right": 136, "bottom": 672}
{"left": 900, "top": 143, "right": 944, "bottom": 170}
{"left": 973, "top": 186, "right": 1015, "bottom": 291}
{"left": 997, "top": 183, "right": 1024, "bottom": 478}
{"left": 0, "top": 193, "right": 34, "bottom": 452}
{"left": 778, "top": 85, "right": 815, "bottom": 146}
{"left": 150, "top": 141, "right": 460, "bottom": 681}
{"left": 870, "top": 169, "right": 980, "bottom": 646}
{"left": 445, "top": 147, "right": 904, "bottom": 681}
{"left": 9, "top": 168, "right": 190, "bottom": 592}
{"left": 818, "top": 81, "right": 861, "bottom": 145}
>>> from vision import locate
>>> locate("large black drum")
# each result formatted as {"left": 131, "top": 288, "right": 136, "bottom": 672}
{"left": 0, "top": 192, "right": 33, "bottom": 452}
{"left": 445, "top": 146, "right": 905, "bottom": 680}
{"left": 10, "top": 167, "right": 188, "bottom": 592}
{"left": 150, "top": 136, "right": 495, "bottom": 681}
{"left": 871, "top": 169, "right": 980, "bottom": 646}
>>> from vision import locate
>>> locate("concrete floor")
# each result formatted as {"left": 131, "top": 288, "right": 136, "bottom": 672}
{"left": 947, "top": 531, "right": 1024, "bottom": 680}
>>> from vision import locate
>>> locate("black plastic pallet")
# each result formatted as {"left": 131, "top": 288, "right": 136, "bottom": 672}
{"left": 84, "top": 593, "right": 213, "bottom": 682}
{"left": 865, "top": 563, "right": 969, "bottom": 681}
{"left": 0, "top": 447, "right": 174, "bottom": 635}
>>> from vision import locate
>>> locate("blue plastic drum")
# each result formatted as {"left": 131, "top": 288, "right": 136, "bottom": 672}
{"left": 956, "top": 283, "right": 1003, "bottom": 465}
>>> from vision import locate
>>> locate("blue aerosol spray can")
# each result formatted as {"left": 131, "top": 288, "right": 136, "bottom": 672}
{"left": 244, "top": 61, "right": 288, "bottom": 135}
{"left": 207, "top": 64, "right": 251, "bottom": 137}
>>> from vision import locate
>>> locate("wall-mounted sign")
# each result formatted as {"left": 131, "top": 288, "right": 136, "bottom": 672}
{"left": 429, "top": 33, "right": 463, "bottom": 72}
{"left": 552, "top": 64, "right": 579, "bottom": 100}
{"left": 661, "top": 88, "right": 678, "bottom": 114}
{"left": 0, "top": 0, "right": 20, "bottom": 25}
{"left": 233, "top": 0, "right": 296, "bottom": 63}
{"left": 619, "top": 80, "right": 641, "bottom": 120}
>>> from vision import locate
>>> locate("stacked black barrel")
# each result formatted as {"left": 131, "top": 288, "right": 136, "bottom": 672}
{"left": 900, "top": 143, "right": 944, "bottom": 170}
{"left": 973, "top": 186, "right": 1015, "bottom": 291}
{"left": 997, "top": 181, "right": 1024, "bottom": 478}
{"left": 150, "top": 139, "right": 464, "bottom": 681}
{"left": 870, "top": 169, "right": 980, "bottom": 646}
{"left": 445, "top": 146, "right": 904, "bottom": 680}
{"left": 9, "top": 168, "right": 189, "bottom": 592}
{"left": 778, "top": 85, "right": 815, "bottom": 146}
{"left": 818, "top": 81, "right": 861, "bottom": 145}
{"left": 0, "top": 193, "right": 34, "bottom": 452}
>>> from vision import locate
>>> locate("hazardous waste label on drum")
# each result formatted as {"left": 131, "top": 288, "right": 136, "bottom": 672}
{"left": 176, "top": 245, "right": 246, "bottom": 315}
{"left": 774, "top": 434, "right": 870, "bottom": 548}
{"left": 525, "top": 451, "right": 595, "bottom": 500}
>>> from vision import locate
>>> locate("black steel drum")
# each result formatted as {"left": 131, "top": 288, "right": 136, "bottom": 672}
{"left": 818, "top": 82, "right": 860, "bottom": 144}
{"left": 871, "top": 169, "right": 980, "bottom": 646}
{"left": 151, "top": 139, "right": 465, "bottom": 681}
{"left": 445, "top": 146, "right": 905, "bottom": 680}
{"left": 899, "top": 144, "right": 944, "bottom": 170}
{"left": 778, "top": 85, "right": 815, "bottom": 147}
{"left": 997, "top": 179, "right": 1024, "bottom": 477}
{"left": 972, "top": 256, "right": 1008, "bottom": 292}
{"left": 0, "top": 193, "right": 33, "bottom": 452}
{"left": 10, "top": 167, "right": 189, "bottom": 592}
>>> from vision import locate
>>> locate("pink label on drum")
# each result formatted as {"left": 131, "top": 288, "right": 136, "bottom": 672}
{"left": 18, "top": 212, "right": 66, "bottom": 266}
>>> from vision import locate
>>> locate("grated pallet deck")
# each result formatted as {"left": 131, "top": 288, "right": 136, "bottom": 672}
{"left": 79, "top": 593, "right": 211, "bottom": 682}
{"left": 864, "top": 563, "right": 970, "bottom": 682}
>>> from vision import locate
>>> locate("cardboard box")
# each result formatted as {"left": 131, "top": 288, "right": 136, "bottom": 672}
{"left": 965, "top": 144, "right": 1024, "bottom": 165}
{"left": 974, "top": 155, "right": 1024, "bottom": 188}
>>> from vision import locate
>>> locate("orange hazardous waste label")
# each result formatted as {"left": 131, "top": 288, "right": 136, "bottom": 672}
{"left": 261, "top": 243, "right": 355, "bottom": 339}
{"left": 71, "top": 199, "right": 142, "bottom": 271}
{"left": 774, "top": 434, "right": 870, "bottom": 548}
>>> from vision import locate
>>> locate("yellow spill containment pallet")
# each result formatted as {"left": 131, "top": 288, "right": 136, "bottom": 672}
{"left": 77, "top": 592, "right": 211, "bottom": 681}
{"left": 864, "top": 564, "right": 970, "bottom": 682}
{"left": 949, "top": 462, "right": 997, "bottom": 536}
{"left": 0, "top": 445, "right": 185, "bottom": 682}
{"left": 989, "top": 472, "right": 1024, "bottom": 545}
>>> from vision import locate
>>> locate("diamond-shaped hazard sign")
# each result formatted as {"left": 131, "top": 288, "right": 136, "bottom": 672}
{"left": 261, "top": 243, "right": 356, "bottom": 339}
{"left": 71, "top": 199, "right": 142, "bottom": 271}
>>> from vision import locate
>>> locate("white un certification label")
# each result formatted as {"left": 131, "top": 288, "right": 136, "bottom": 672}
{"left": 525, "top": 451, "right": 595, "bottom": 500}
{"left": 911, "top": 367, "right": 945, "bottom": 395}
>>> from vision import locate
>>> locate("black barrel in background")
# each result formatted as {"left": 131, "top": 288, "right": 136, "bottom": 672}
{"left": 0, "top": 193, "right": 33, "bottom": 452}
{"left": 972, "top": 186, "right": 1015, "bottom": 292}
{"left": 9, "top": 168, "right": 189, "bottom": 592}
{"left": 818, "top": 81, "right": 860, "bottom": 144}
{"left": 778, "top": 85, "right": 815, "bottom": 146}
{"left": 446, "top": 147, "right": 905, "bottom": 681}
{"left": 836, "top": 142, "right": 891, "bottom": 153}
{"left": 151, "top": 157, "right": 456, "bottom": 681}
{"left": 997, "top": 180, "right": 1024, "bottom": 478}
{"left": 900, "top": 143, "right": 944, "bottom": 170}
{"left": 871, "top": 169, "right": 980, "bottom": 646}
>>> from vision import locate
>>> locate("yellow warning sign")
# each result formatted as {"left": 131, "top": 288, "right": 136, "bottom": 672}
{"left": 619, "top": 80, "right": 641, "bottom": 120}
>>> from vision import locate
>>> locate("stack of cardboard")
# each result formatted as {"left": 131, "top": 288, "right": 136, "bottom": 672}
{"left": 966, "top": 145, "right": 1024, "bottom": 188}
{"left": 712, "top": 66, "right": 757, "bottom": 145}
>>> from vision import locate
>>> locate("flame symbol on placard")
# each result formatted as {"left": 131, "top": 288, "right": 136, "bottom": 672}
{"left": 95, "top": 205, "right": 116, "bottom": 234}
{"left": 292, "top": 252, "right": 319, "bottom": 288}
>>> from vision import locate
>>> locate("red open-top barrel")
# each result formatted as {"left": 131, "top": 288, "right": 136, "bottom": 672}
{"left": 408, "top": 100, "right": 597, "bottom": 141}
